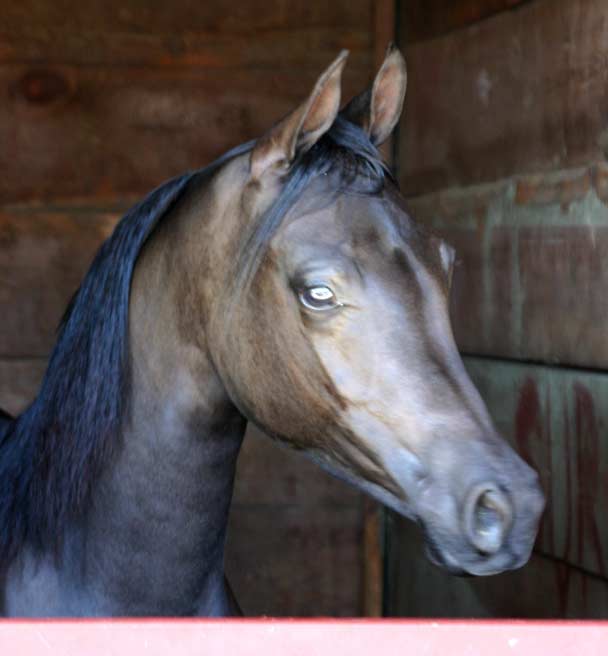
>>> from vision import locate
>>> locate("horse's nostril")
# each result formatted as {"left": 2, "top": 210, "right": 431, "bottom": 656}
{"left": 464, "top": 484, "right": 513, "bottom": 556}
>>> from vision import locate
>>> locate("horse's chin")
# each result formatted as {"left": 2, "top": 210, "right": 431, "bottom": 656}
{"left": 422, "top": 530, "right": 522, "bottom": 577}
{"left": 423, "top": 539, "right": 470, "bottom": 577}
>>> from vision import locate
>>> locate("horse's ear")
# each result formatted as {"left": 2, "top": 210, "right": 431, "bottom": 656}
{"left": 341, "top": 43, "right": 407, "bottom": 146}
{"left": 250, "top": 50, "right": 348, "bottom": 179}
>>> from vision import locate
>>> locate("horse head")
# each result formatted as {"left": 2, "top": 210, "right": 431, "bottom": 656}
{"left": 199, "top": 47, "right": 544, "bottom": 576}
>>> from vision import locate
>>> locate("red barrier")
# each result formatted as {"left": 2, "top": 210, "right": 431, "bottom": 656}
{"left": 1, "top": 619, "right": 607, "bottom": 655}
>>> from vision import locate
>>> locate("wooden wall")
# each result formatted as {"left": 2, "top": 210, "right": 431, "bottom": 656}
{"left": 387, "top": 0, "right": 608, "bottom": 618}
{"left": 0, "top": 0, "right": 392, "bottom": 616}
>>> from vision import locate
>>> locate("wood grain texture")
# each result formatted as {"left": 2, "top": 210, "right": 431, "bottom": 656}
{"left": 231, "top": 427, "right": 365, "bottom": 616}
{"left": 386, "top": 517, "right": 608, "bottom": 619}
{"left": 0, "top": 358, "right": 47, "bottom": 415}
{"left": 408, "top": 164, "right": 608, "bottom": 368}
{"left": 226, "top": 504, "right": 363, "bottom": 616}
{"left": 362, "top": 499, "right": 384, "bottom": 617}
{"left": 1, "top": 2, "right": 372, "bottom": 43}
{"left": 0, "top": 1, "right": 372, "bottom": 69}
{"left": 0, "top": 209, "right": 120, "bottom": 357}
{"left": 402, "top": 0, "right": 527, "bottom": 43}
{"left": 0, "top": 0, "right": 376, "bottom": 204}
{"left": 233, "top": 426, "right": 361, "bottom": 508}
{"left": 399, "top": 0, "right": 608, "bottom": 195}
{"left": 465, "top": 356, "right": 608, "bottom": 580}
{"left": 0, "top": 64, "right": 371, "bottom": 204}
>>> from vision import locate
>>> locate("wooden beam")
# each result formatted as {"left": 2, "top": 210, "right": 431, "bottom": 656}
{"left": 226, "top": 504, "right": 364, "bottom": 617}
{"left": 0, "top": 358, "right": 46, "bottom": 415}
{"left": 408, "top": 163, "right": 608, "bottom": 369}
{"left": 372, "top": 0, "right": 396, "bottom": 165}
{"left": 0, "top": 209, "right": 120, "bottom": 356}
{"left": 399, "top": 0, "right": 608, "bottom": 195}
{"left": 0, "top": 63, "right": 370, "bottom": 204}
{"left": 401, "top": 0, "right": 528, "bottom": 43}
{"left": 1, "top": 2, "right": 373, "bottom": 43}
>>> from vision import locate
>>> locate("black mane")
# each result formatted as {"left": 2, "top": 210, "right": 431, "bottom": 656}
{"left": 0, "top": 173, "right": 195, "bottom": 562}
{"left": 0, "top": 117, "right": 389, "bottom": 562}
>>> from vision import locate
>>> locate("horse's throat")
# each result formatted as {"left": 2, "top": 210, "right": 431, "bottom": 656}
{"left": 83, "top": 384, "right": 245, "bottom": 614}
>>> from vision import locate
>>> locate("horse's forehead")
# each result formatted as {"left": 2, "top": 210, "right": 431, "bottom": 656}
{"left": 284, "top": 183, "right": 421, "bottom": 253}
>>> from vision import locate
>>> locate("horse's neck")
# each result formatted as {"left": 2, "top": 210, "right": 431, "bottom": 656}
{"left": 81, "top": 215, "right": 246, "bottom": 615}
{"left": 6, "top": 209, "right": 247, "bottom": 617}
{"left": 80, "top": 367, "right": 245, "bottom": 615}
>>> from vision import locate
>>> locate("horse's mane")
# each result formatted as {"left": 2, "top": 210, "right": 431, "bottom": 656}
{"left": 0, "top": 117, "right": 388, "bottom": 563}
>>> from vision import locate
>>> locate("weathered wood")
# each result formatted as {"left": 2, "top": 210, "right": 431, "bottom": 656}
{"left": 399, "top": 0, "right": 608, "bottom": 195}
{"left": 0, "top": 209, "right": 120, "bottom": 357}
{"left": 402, "top": 0, "right": 527, "bottom": 44}
{"left": 0, "top": 358, "right": 47, "bottom": 415}
{"left": 464, "top": 356, "right": 608, "bottom": 580}
{"left": 362, "top": 499, "right": 384, "bottom": 617}
{"left": 226, "top": 505, "right": 363, "bottom": 616}
{"left": 232, "top": 427, "right": 365, "bottom": 616}
{"left": 0, "top": 64, "right": 370, "bottom": 204}
{"left": 233, "top": 425, "right": 361, "bottom": 507}
{"left": 408, "top": 164, "right": 608, "bottom": 368}
{"left": 372, "top": 0, "right": 396, "bottom": 165}
{"left": 0, "top": 0, "right": 373, "bottom": 72}
{"left": 386, "top": 516, "right": 608, "bottom": 618}
{"left": 1, "top": 1, "right": 373, "bottom": 44}
{"left": 0, "top": 28, "right": 371, "bottom": 70}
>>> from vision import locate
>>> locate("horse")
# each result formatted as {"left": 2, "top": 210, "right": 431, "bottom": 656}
{"left": 0, "top": 46, "right": 544, "bottom": 617}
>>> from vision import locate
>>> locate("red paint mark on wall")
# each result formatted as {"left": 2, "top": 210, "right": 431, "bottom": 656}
{"left": 514, "top": 378, "right": 551, "bottom": 547}
{"left": 514, "top": 377, "right": 605, "bottom": 611}
{"left": 515, "top": 378, "right": 541, "bottom": 467}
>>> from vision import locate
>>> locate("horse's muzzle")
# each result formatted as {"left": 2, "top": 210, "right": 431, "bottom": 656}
{"left": 419, "top": 464, "right": 545, "bottom": 577}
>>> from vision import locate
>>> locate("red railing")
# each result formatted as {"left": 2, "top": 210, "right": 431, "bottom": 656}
{"left": 1, "top": 619, "right": 607, "bottom": 655}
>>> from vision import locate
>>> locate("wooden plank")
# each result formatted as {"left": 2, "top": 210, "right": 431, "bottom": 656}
{"left": 373, "top": 0, "right": 396, "bottom": 164}
{"left": 0, "top": 26, "right": 371, "bottom": 70}
{"left": 386, "top": 517, "right": 608, "bottom": 619}
{"left": 0, "top": 64, "right": 369, "bottom": 204}
{"left": 0, "top": 209, "right": 120, "bottom": 357}
{"left": 399, "top": 0, "right": 608, "bottom": 195}
{"left": 232, "top": 427, "right": 364, "bottom": 617}
{"left": 408, "top": 164, "right": 608, "bottom": 368}
{"left": 225, "top": 505, "right": 363, "bottom": 616}
{"left": 362, "top": 499, "right": 384, "bottom": 617}
{"left": 402, "top": 0, "right": 528, "bottom": 44}
{"left": 463, "top": 357, "right": 608, "bottom": 579}
{"left": 0, "top": 358, "right": 47, "bottom": 416}
{"left": 408, "top": 0, "right": 529, "bottom": 41}
{"left": 1, "top": 1, "right": 373, "bottom": 42}
{"left": 233, "top": 425, "right": 361, "bottom": 507}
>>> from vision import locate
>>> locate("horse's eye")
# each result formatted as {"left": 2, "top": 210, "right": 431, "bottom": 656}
{"left": 299, "top": 285, "right": 340, "bottom": 311}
